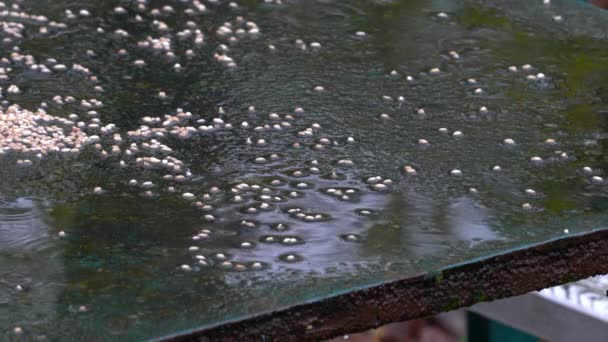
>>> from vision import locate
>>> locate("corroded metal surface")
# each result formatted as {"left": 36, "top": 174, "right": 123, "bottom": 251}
{"left": 161, "top": 229, "right": 608, "bottom": 341}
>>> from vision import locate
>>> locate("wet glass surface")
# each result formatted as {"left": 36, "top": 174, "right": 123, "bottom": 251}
{"left": 1, "top": 0, "right": 608, "bottom": 339}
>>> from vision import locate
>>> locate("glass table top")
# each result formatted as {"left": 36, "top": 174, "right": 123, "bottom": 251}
{"left": 1, "top": 0, "right": 608, "bottom": 340}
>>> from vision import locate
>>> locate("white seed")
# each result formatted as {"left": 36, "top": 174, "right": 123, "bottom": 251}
{"left": 373, "top": 183, "right": 387, "bottom": 191}
{"left": 592, "top": 176, "right": 604, "bottom": 184}
{"left": 530, "top": 156, "right": 543, "bottom": 162}
{"left": 403, "top": 166, "right": 417, "bottom": 175}
{"left": 7, "top": 84, "right": 20, "bottom": 94}
{"left": 504, "top": 138, "right": 515, "bottom": 145}
{"left": 450, "top": 169, "right": 462, "bottom": 176}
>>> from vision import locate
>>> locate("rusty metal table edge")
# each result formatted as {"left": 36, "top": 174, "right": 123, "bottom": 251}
{"left": 155, "top": 228, "right": 608, "bottom": 342}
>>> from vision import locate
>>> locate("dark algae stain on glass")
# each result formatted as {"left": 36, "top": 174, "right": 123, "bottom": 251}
{"left": 1, "top": 0, "right": 608, "bottom": 340}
